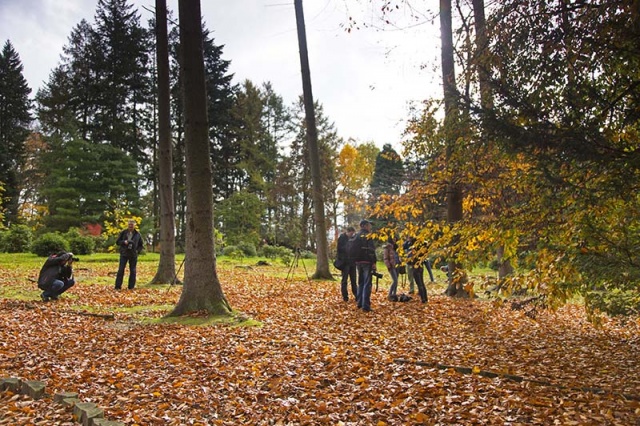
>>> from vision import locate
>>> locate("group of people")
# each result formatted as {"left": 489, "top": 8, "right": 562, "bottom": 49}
{"left": 336, "top": 219, "right": 434, "bottom": 311}
{"left": 37, "top": 220, "right": 144, "bottom": 301}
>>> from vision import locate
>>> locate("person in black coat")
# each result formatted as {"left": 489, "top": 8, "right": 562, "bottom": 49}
{"left": 336, "top": 226, "right": 357, "bottom": 302}
{"left": 37, "top": 251, "right": 76, "bottom": 301}
{"left": 115, "top": 219, "right": 144, "bottom": 290}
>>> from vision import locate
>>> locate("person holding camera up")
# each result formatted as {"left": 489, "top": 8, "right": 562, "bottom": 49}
{"left": 37, "top": 251, "right": 77, "bottom": 301}
{"left": 115, "top": 219, "right": 144, "bottom": 290}
{"left": 354, "top": 219, "right": 378, "bottom": 312}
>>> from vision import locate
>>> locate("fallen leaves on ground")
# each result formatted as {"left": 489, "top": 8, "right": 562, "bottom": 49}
{"left": 1, "top": 262, "right": 639, "bottom": 425}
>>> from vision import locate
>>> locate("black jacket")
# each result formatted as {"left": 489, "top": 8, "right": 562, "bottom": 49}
{"left": 116, "top": 229, "right": 144, "bottom": 257}
{"left": 354, "top": 230, "right": 377, "bottom": 264}
{"left": 37, "top": 252, "right": 73, "bottom": 290}
{"left": 337, "top": 232, "right": 350, "bottom": 261}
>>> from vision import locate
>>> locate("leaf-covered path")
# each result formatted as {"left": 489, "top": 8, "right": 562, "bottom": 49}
{"left": 1, "top": 262, "right": 639, "bottom": 425}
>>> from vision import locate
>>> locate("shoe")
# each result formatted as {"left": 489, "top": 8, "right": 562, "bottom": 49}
{"left": 49, "top": 295, "right": 59, "bottom": 301}
{"left": 40, "top": 293, "right": 50, "bottom": 302}
{"left": 362, "top": 308, "right": 372, "bottom": 312}
{"left": 421, "top": 298, "right": 428, "bottom": 303}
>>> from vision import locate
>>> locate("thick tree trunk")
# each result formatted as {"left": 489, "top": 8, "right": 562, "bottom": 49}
{"left": 441, "top": 0, "right": 467, "bottom": 297}
{"left": 150, "top": 0, "right": 177, "bottom": 285}
{"left": 168, "top": 0, "right": 231, "bottom": 316}
{"left": 294, "top": 0, "right": 332, "bottom": 280}
{"left": 472, "top": 0, "right": 514, "bottom": 281}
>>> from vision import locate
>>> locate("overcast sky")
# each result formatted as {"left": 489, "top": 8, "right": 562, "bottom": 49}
{"left": 0, "top": 0, "right": 442, "bottom": 148}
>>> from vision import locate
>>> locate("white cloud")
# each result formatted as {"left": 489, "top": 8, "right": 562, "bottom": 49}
{"left": 0, "top": 0, "right": 442, "bottom": 147}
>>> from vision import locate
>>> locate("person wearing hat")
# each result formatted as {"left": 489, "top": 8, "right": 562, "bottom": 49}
{"left": 354, "top": 219, "right": 377, "bottom": 312}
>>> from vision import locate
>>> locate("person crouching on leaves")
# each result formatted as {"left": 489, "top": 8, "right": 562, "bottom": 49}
{"left": 38, "top": 251, "right": 76, "bottom": 302}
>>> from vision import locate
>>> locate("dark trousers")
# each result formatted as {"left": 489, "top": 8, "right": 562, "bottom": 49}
{"left": 340, "top": 262, "right": 357, "bottom": 301}
{"left": 115, "top": 255, "right": 138, "bottom": 289}
{"left": 412, "top": 266, "right": 428, "bottom": 303}
{"left": 42, "top": 278, "right": 75, "bottom": 298}
{"left": 356, "top": 263, "right": 373, "bottom": 311}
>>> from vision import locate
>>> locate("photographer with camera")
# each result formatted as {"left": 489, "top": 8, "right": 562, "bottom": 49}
{"left": 37, "top": 251, "right": 77, "bottom": 301}
{"left": 353, "top": 219, "right": 378, "bottom": 312}
{"left": 115, "top": 219, "right": 144, "bottom": 290}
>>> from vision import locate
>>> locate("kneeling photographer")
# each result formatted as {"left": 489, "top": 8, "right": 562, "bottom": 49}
{"left": 37, "top": 251, "right": 78, "bottom": 302}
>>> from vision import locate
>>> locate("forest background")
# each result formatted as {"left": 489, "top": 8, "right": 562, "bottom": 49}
{"left": 0, "top": 0, "right": 639, "bottom": 317}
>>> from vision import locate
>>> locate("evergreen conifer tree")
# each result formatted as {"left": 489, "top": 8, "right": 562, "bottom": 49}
{"left": 0, "top": 40, "right": 32, "bottom": 225}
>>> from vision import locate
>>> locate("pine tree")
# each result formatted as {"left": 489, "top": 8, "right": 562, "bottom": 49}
{"left": 0, "top": 40, "right": 32, "bottom": 225}
{"left": 40, "top": 136, "right": 139, "bottom": 232}
{"left": 91, "top": 0, "right": 153, "bottom": 162}
{"left": 370, "top": 143, "right": 404, "bottom": 200}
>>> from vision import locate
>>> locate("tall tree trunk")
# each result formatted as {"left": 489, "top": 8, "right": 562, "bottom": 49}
{"left": 294, "top": 0, "right": 332, "bottom": 280}
{"left": 441, "top": 0, "right": 467, "bottom": 297}
{"left": 472, "top": 0, "right": 514, "bottom": 281}
{"left": 150, "top": 0, "right": 177, "bottom": 284}
{"left": 168, "top": 0, "right": 231, "bottom": 316}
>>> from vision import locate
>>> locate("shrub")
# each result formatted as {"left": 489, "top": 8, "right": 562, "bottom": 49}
{"left": 586, "top": 289, "right": 640, "bottom": 317}
{"left": 31, "top": 233, "right": 70, "bottom": 257}
{"left": 221, "top": 245, "right": 244, "bottom": 259}
{"left": 300, "top": 249, "right": 316, "bottom": 260}
{"left": 1, "top": 224, "right": 33, "bottom": 253}
{"left": 260, "top": 245, "right": 294, "bottom": 263}
{"left": 64, "top": 228, "right": 96, "bottom": 255}
{"left": 237, "top": 241, "right": 257, "bottom": 257}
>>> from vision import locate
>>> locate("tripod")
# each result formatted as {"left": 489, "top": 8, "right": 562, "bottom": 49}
{"left": 165, "top": 257, "right": 185, "bottom": 291}
{"left": 286, "top": 248, "right": 310, "bottom": 280}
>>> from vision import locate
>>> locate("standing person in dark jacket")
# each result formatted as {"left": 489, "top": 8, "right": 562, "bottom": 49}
{"left": 115, "top": 219, "right": 144, "bottom": 290}
{"left": 37, "top": 251, "right": 76, "bottom": 301}
{"left": 336, "top": 226, "right": 357, "bottom": 302}
{"left": 406, "top": 237, "right": 428, "bottom": 303}
{"left": 355, "top": 219, "right": 377, "bottom": 312}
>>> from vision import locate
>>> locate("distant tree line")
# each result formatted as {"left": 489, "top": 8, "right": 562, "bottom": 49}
{"left": 0, "top": 0, "right": 405, "bottom": 254}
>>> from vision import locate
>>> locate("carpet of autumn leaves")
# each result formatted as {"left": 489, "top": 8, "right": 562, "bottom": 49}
{"left": 1, "top": 259, "right": 640, "bottom": 425}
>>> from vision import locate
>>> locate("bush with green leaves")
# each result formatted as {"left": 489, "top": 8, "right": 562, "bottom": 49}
{"left": 221, "top": 245, "right": 244, "bottom": 259}
{"left": 64, "top": 228, "right": 96, "bottom": 255}
{"left": 236, "top": 241, "right": 257, "bottom": 257}
{"left": 260, "top": 245, "right": 294, "bottom": 264}
{"left": 0, "top": 224, "right": 33, "bottom": 253}
{"left": 586, "top": 288, "right": 640, "bottom": 317}
{"left": 31, "top": 233, "right": 70, "bottom": 257}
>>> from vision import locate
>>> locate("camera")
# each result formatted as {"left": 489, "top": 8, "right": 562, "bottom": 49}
{"left": 71, "top": 257, "right": 80, "bottom": 262}
{"left": 372, "top": 271, "right": 384, "bottom": 279}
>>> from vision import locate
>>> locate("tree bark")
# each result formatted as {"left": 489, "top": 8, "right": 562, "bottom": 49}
{"left": 168, "top": 0, "right": 231, "bottom": 316}
{"left": 472, "top": 0, "right": 514, "bottom": 281}
{"left": 150, "top": 0, "right": 177, "bottom": 285}
{"left": 441, "top": 0, "right": 467, "bottom": 297}
{"left": 294, "top": 0, "right": 332, "bottom": 280}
